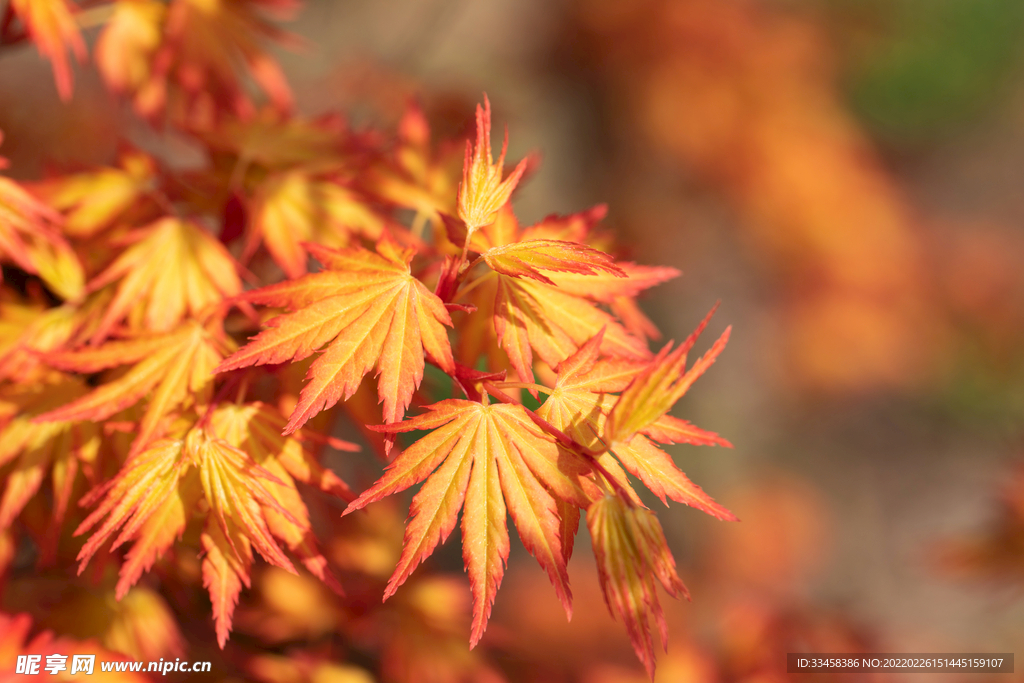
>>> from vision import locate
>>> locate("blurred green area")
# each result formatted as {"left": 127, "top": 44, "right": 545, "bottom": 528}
{"left": 839, "top": 0, "right": 1024, "bottom": 146}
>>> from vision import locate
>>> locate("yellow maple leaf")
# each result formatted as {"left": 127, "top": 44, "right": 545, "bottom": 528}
{"left": 84, "top": 217, "right": 241, "bottom": 342}
{"left": 9, "top": 0, "right": 85, "bottom": 100}
{"left": 588, "top": 492, "right": 687, "bottom": 680}
{"left": 345, "top": 399, "right": 593, "bottom": 648}
{"left": 457, "top": 96, "right": 528, "bottom": 236}
{"left": 32, "top": 150, "right": 159, "bottom": 238}
{"left": 0, "top": 373, "right": 100, "bottom": 559}
{"left": 34, "top": 321, "right": 232, "bottom": 456}
{"left": 216, "top": 237, "right": 455, "bottom": 432}
{"left": 248, "top": 170, "right": 386, "bottom": 278}
{"left": 74, "top": 402, "right": 351, "bottom": 647}
{"left": 0, "top": 140, "right": 84, "bottom": 300}
{"left": 537, "top": 328, "right": 733, "bottom": 518}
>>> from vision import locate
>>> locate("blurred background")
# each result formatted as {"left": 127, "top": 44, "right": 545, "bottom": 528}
{"left": 3, "top": 0, "right": 1024, "bottom": 680}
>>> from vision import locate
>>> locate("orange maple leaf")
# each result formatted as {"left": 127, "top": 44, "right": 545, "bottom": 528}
{"left": 493, "top": 273, "right": 649, "bottom": 384}
{"left": 208, "top": 401, "right": 355, "bottom": 594}
{"left": 369, "top": 101, "right": 464, "bottom": 237}
{"left": 606, "top": 308, "right": 732, "bottom": 445}
{"left": 588, "top": 492, "right": 687, "bottom": 680}
{"left": 216, "top": 237, "right": 455, "bottom": 432}
{"left": 469, "top": 203, "right": 682, "bottom": 345}
{"left": 457, "top": 96, "right": 527, "bottom": 236}
{"left": 537, "top": 327, "right": 734, "bottom": 518}
{"left": 452, "top": 204, "right": 678, "bottom": 383}
{"left": 345, "top": 399, "right": 593, "bottom": 648}
{"left": 34, "top": 321, "right": 233, "bottom": 456}
{"left": 0, "top": 148, "right": 84, "bottom": 300}
{"left": 247, "top": 170, "right": 386, "bottom": 278}
{"left": 74, "top": 402, "right": 352, "bottom": 647}
{"left": 106, "top": 0, "right": 298, "bottom": 125}
{"left": 9, "top": 0, "right": 85, "bottom": 101}
{"left": 84, "top": 217, "right": 242, "bottom": 342}
{"left": 0, "top": 373, "right": 99, "bottom": 555}
{"left": 32, "top": 150, "right": 159, "bottom": 238}
{"left": 481, "top": 239, "right": 625, "bottom": 285}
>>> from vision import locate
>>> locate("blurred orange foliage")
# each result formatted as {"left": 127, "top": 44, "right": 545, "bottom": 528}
{"left": 575, "top": 0, "right": 951, "bottom": 393}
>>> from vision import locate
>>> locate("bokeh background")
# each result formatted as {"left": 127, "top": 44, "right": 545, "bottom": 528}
{"left": 3, "top": 0, "right": 1024, "bottom": 680}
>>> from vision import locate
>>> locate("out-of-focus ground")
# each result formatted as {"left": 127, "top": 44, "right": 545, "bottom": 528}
{"left": 4, "top": 0, "right": 1024, "bottom": 679}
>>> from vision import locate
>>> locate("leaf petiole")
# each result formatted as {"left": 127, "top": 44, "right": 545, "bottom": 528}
{"left": 491, "top": 381, "right": 552, "bottom": 396}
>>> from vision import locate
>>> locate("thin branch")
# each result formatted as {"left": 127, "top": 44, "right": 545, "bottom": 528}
{"left": 490, "top": 381, "right": 552, "bottom": 396}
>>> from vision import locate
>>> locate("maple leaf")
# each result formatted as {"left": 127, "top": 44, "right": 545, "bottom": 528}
{"left": 544, "top": 263, "right": 681, "bottom": 304}
{"left": 369, "top": 101, "right": 463, "bottom": 236}
{"left": 73, "top": 435, "right": 197, "bottom": 595}
{"left": 463, "top": 201, "right": 678, "bottom": 340}
{"left": 454, "top": 204, "right": 678, "bottom": 383}
{"left": 75, "top": 405, "right": 352, "bottom": 647}
{"left": 606, "top": 308, "right": 731, "bottom": 445}
{"left": 467, "top": 201, "right": 681, "bottom": 343}
{"left": 34, "top": 321, "right": 232, "bottom": 456}
{"left": 588, "top": 492, "right": 687, "bottom": 680}
{"left": 247, "top": 170, "right": 386, "bottom": 278}
{"left": 84, "top": 217, "right": 242, "bottom": 342}
{"left": 209, "top": 401, "right": 355, "bottom": 592}
{"left": 194, "top": 427, "right": 301, "bottom": 646}
{"left": 9, "top": 0, "right": 85, "bottom": 101}
{"left": 537, "top": 328, "right": 734, "bottom": 518}
{"left": 95, "top": 0, "right": 166, "bottom": 108}
{"left": 0, "top": 292, "right": 104, "bottom": 382}
{"left": 116, "top": 0, "right": 298, "bottom": 125}
{"left": 457, "top": 97, "right": 528, "bottom": 236}
{"left": 0, "top": 612, "right": 153, "bottom": 683}
{"left": 0, "top": 373, "right": 99, "bottom": 553}
{"left": 216, "top": 238, "right": 455, "bottom": 432}
{"left": 210, "top": 401, "right": 356, "bottom": 498}
{"left": 0, "top": 156, "right": 84, "bottom": 300}
{"left": 199, "top": 108, "right": 349, "bottom": 170}
{"left": 32, "top": 150, "right": 159, "bottom": 238}
{"left": 493, "top": 274, "right": 650, "bottom": 384}
{"left": 446, "top": 205, "right": 670, "bottom": 377}
{"left": 345, "top": 399, "right": 594, "bottom": 647}
{"left": 522, "top": 253, "right": 680, "bottom": 344}
{"left": 481, "top": 239, "right": 625, "bottom": 285}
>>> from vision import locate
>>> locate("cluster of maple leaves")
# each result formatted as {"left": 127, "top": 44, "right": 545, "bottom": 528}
{"left": 0, "top": 0, "right": 733, "bottom": 677}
